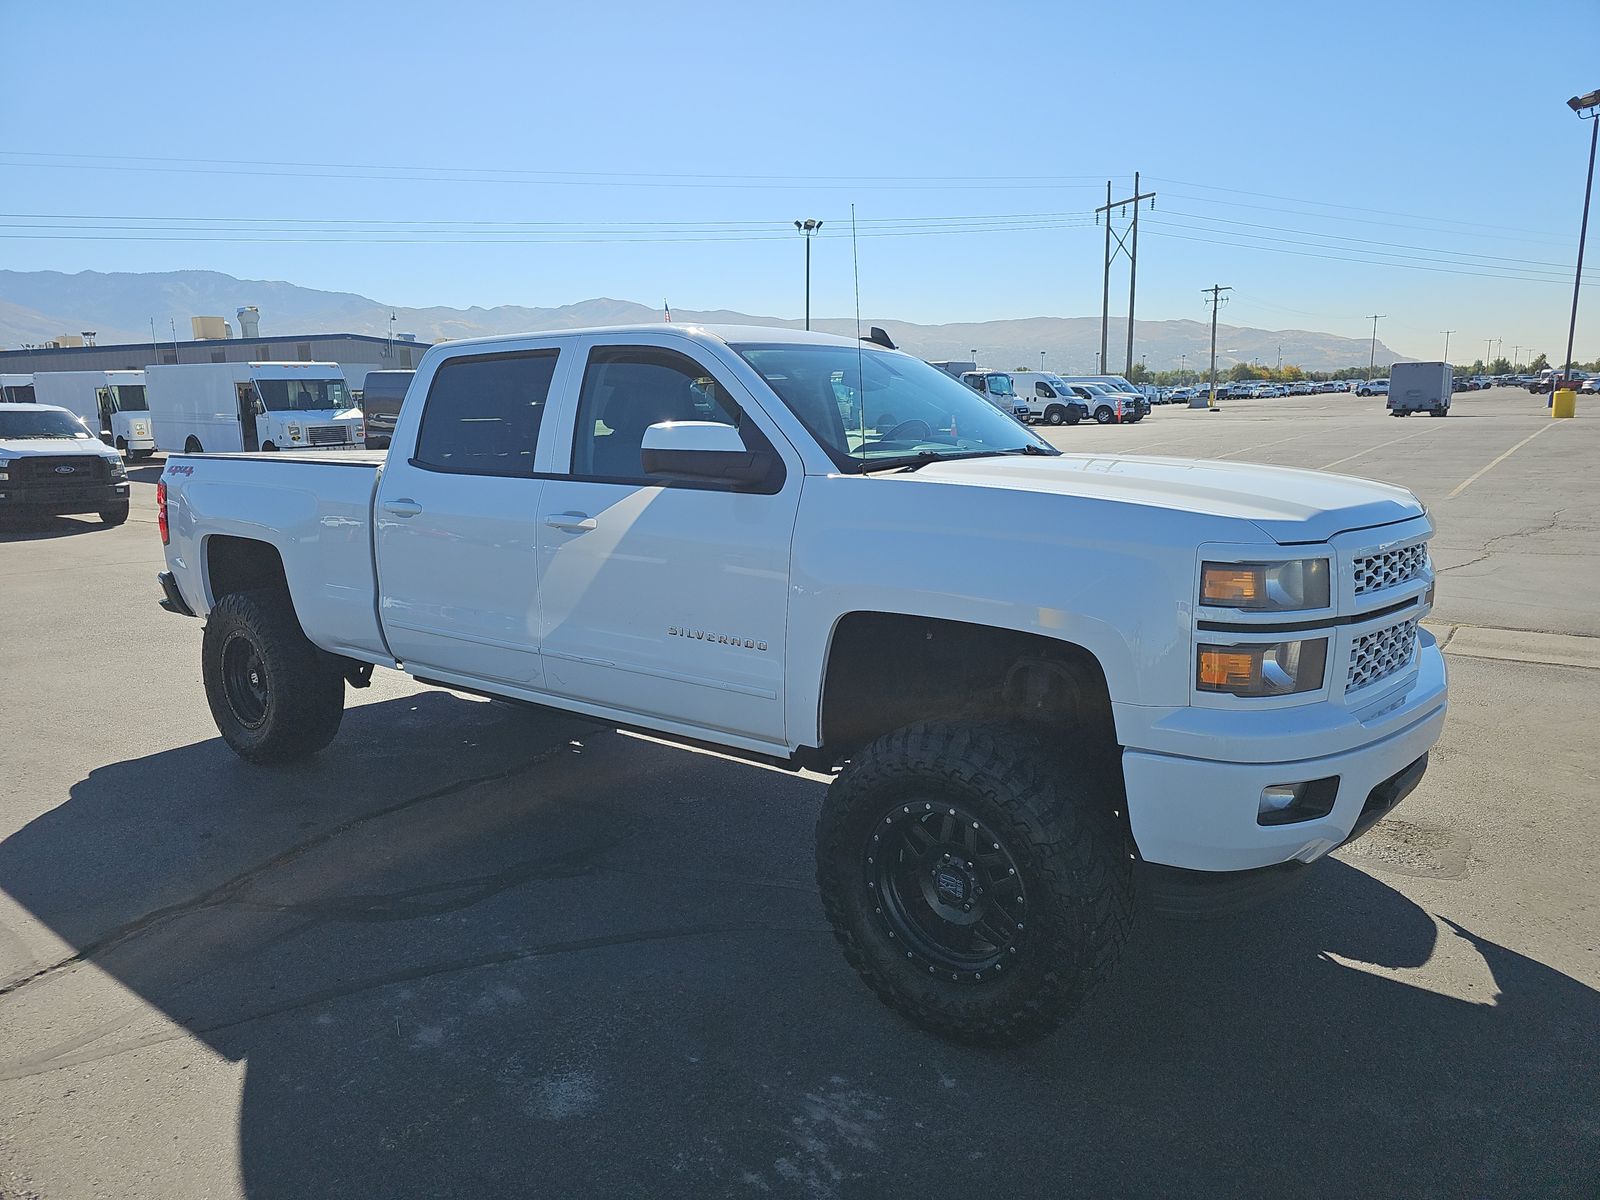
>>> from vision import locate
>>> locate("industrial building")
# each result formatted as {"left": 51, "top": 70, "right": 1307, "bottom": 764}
{"left": 0, "top": 311, "right": 429, "bottom": 391}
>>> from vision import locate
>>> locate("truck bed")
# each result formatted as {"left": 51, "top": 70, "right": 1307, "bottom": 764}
{"left": 184, "top": 450, "right": 387, "bottom": 467}
{"left": 162, "top": 451, "right": 390, "bottom": 663}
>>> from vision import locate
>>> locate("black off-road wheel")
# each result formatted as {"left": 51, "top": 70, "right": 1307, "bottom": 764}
{"left": 202, "top": 588, "right": 345, "bottom": 763}
{"left": 99, "top": 503, "right": 129, "bottom": 526}
{"left": 816, "top": 723, "right": 1133, "bottom": 1046}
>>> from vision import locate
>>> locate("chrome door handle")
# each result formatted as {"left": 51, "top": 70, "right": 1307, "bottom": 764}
{"left": 544, "top": 512, "right": 597, "bottom": 532}
{"left": 382, "top": 498, "right": 423, "bottom": 518}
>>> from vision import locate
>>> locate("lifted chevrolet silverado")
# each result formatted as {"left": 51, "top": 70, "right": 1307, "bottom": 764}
{"left": 157, "top": 324, "right": 1447, "bottom": 1045}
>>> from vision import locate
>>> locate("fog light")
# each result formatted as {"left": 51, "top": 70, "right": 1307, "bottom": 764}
{"left": 1260, "top": 784, "right": 1299, "bottom": 814}
{"left": 1257, "top": 776, "right": 1340, "bottom": 826}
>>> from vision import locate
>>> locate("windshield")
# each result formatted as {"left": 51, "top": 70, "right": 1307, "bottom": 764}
{"left": 255, "top": 378, "right": 351, "bottom": 412}
{"left": 733, "top": 343, "right": 1056, "bottom": 471}
{"left": 983, "top": 373, "right": 1016, "bottom": 396}
{"left": 111, "top": 384, "right": 148, "bottom": 411}
{"left": 2, "top": 385, "right": 36, "bottom": 404}
{"left": 0, "top": 409, "right": 96, "bottom": 440}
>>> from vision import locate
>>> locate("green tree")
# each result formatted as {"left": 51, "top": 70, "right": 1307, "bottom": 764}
{"left": 1529, "top": 353, "right": 1549, "bottom": 372}
{"left": 1488, "top": 357, "right": 1512, "bottom": 375}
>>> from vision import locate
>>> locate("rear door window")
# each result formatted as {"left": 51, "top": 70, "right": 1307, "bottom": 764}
{"left": 412, "top": 351, "right": 559, "bottom": 476}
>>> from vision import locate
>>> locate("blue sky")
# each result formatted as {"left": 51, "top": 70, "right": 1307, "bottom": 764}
{"left": 3, "top": 0, "right": 1596, "bottom": 363}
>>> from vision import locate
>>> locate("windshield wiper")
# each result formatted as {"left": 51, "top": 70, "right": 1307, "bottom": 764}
{"left": 856, "top": 447, "right": 1049, "bottom": 474}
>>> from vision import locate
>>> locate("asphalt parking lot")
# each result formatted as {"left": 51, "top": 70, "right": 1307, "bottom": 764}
{"left": 1, "top": 388, "right": 1596, "bottom": 1199}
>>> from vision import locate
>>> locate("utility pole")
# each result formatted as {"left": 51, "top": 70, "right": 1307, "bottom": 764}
{"left": 1276, "top": 344, "right": 1282, "bottom": 371}
{"left": 1095, "top": 173, "right": 1156, "bottom": 377}
{"left": 1367, "top": 315, "right": 1385, "bottom": 379}
{"left": 1485, "top": 336, "right": 1493, "bottom": 370}
{"left": 1200, "top": 285, "right": 1231, "bottom": 408}
{"left": 1441, "top": 329, "right": 1455, "bottom": 362}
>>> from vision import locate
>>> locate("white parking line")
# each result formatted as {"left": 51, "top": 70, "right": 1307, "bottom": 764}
{"left": 1215, "top": 432, "right": 1317, "bottom": 460}
{"left": 1318, "top": 429, "right": 1432, "bottom": 470}
{"left": 1445, "top": 424, "right": 1556, "bottom": 500}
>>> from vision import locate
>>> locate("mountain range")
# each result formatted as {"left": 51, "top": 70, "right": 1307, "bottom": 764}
{"left": 0, "top": 269, "right": 1407, "bottom": 373}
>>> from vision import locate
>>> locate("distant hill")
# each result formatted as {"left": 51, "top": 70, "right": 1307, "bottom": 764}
{"left": 0, "top": 269, "right": 1406, "bottom": 372}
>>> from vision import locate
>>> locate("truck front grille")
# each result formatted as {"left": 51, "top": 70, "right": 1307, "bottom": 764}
{"left": 9, "top": 456, "right": 110, "bottom": 485}
{"left": 1349, "top": 618, "right": 1419, "bottom": 690}
{"left": 1353, "top": 543, "right": 1428, "bottom": 595}
{"left": 307, "top": 425, "right": 348, "bottom": 446}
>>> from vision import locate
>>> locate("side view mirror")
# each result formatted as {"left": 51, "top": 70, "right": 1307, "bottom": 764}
{"left": 252, "top": 398, "right": 265, "bottom": 415}
{"left": 640, "top": 421, "right": 774, "bottom": 486}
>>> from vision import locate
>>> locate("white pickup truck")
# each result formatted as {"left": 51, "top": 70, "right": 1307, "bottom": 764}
{"left": 157, "top": 324, "right": 1447, "bottom": 1045}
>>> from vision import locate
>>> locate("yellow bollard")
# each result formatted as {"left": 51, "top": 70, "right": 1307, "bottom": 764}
{"left": 1552, "top": 388, "right": 1577, "bottom": 419}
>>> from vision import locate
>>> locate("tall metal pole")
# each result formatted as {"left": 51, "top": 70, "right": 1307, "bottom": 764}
{"left": 1367, "top": 315, "right": 1385, "bottom": 378}
{"left": 1100, "top": 180, "right": 1112, "bottom": 375}
{"left": 1562, "top": 109, "right": 1596, "bottom": 387}
{"left": 804, "top": 234, "right": 812, "bottom": 332}
{"left": 1441, "top": 329, "right": 1455, "bottom": 362}
{"left": 1125, "top": 171, "right": 1140, "bottom": 378}
{"left": 1485, "top": 337, "right": 1493, "bottom": 370}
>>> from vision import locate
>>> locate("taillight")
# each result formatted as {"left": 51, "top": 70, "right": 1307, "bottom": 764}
{"left": 157, "top": 479, "right": 169, "bottom": 545}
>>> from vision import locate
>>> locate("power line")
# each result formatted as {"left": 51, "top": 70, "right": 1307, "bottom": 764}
{"left": 1149, "top": 175, "right": 1567, "bottom": 241}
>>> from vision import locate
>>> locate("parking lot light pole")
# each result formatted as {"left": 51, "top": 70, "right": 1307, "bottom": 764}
{"left": 1367, "top": 315, "right": 1385, "bottom": 380}
{"left": 1441, "top": 330, "right": 1455, "bottom": 362}
{"left": 793, "top": 219, "right": 823, "bottom": 331}
{"left": 1561, "top": 89, "right": 1600, "bottom": 390}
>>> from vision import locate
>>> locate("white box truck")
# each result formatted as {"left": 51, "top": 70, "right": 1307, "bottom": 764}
{"left": 145, "top": 362, "right": 362, "bottom": 454}
{"left": 1386, "top": 362, "right": 1451, "bottom": 417}
{"left": 31, "top": 370, "right": 156, "bottom": 459}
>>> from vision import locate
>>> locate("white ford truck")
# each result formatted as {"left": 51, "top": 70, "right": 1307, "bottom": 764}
{"left": 156, "top": 324, "right": 1447, "bottom": 1045}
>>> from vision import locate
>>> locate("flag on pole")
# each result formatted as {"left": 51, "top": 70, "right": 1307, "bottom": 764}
{"left": 663, "top": 299, "right": 672, "bottom": 323}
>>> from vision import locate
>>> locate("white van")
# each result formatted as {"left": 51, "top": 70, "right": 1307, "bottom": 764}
{"left": 0, "top": 374, "right": 36, "bottom": 404}
{"left": 145, "top": 362, "right": 362, "bottom": 454}
{"left": 31, "top": 370, "right": 156, "bottom": 459}
{"left": 957, "top": 370, "right": 1032, "bottom": 421}
{"left": 1007, "top": 371, "right": 1088, "bottom": 425}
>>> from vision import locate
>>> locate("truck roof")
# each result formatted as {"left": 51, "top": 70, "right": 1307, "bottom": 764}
{"left": 426, "top": 323, "right": 878, "bottom": 354}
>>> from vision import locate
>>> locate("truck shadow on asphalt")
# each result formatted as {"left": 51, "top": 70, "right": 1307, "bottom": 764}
{"left": 0, "top": 691, "right": 1595, "bottom": 1199}
{"left": 0, "top": 515, "right": 116, "bottom": 541}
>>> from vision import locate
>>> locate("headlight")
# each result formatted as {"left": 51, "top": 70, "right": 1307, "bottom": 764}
{"left": 1198, "top": 639, "right": 1328, "bottom": 696}
{"left": 109, "top": 458, "right": 127, "bottom": 478}
{"left": 286, "top": 423, "right": 302, "bottom": 441}
{"left": 1200, "top": 559, "right": 1331, "bottom": 610}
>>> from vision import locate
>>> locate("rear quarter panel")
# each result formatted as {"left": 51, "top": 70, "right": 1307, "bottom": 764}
{"left": 163, "top": 455, "right": 389, "bottom": 661}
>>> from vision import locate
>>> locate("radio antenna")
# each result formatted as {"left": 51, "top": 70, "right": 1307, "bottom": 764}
{"left": 852, "top": 203, "right": 866, "bottom": 464}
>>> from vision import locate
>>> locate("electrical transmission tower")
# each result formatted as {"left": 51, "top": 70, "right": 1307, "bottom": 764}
{"left": 1096, "top": 172, "right": 1156, "bottom": 377}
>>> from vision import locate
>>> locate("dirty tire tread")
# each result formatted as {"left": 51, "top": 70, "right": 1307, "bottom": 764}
{"left": 816, "top": 722, "right": 1133, "bottom": 1046}
{"left": 201, "top": 587, "right": 345, "bottom": 763}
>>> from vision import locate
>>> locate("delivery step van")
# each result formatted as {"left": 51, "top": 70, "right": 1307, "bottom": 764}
{"left": 31, "top": 370, "right": 156, "bottom": 459}
{"left": 145, "top": 362, "right": 362, "bottom": 454}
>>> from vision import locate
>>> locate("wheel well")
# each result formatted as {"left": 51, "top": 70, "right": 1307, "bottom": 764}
{"left": 818, "top": 613, "right": 1117, "bottom": 763}
{"left": 206, "top": 536, "right": 288, "bottom": 605}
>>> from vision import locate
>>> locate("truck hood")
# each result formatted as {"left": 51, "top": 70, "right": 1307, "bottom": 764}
{"left": 0, "top": 437, "right": 120, "bottom": 463}
{"left": 893, "top": 453, "right": 1424, "bottom": 543}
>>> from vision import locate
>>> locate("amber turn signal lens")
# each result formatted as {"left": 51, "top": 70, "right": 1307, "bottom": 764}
{"left": 1198, "top": 649, "right": 1257, "bottom": 688}
{"left": 1200, "top": 565, "right": 1263, "bottom": 605}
